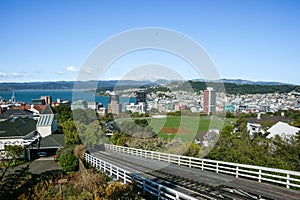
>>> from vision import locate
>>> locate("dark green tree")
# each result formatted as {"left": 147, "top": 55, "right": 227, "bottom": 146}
{"left": 61, "top": 120, "right": 81, "bottom": 145}
{"left": 58, "top": 152, "right": 79, "bottom": 172}
{"left": 53, "top": 104, "right": 72, "bottom": 124}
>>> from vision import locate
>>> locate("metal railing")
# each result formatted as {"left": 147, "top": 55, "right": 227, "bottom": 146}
{"left": 85, "top": 153, "right": 197, "bottom": 200}
{"left": 104, "top": 144, "right": 300, "bottom": 189}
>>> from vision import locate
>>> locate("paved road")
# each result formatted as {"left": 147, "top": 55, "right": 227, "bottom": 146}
{"left": 27, "top": 157, "right": 61, "bottom": 173}
{"left": 6, "top": 157, "right": 61, "bottom": 174}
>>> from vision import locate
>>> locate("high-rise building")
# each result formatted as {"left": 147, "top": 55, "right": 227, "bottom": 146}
{"left": 41, "top": 96, "right": 52, "bottom": 105}
{"left": 136, "top": 90, "right": 146, "bottom": 104}
{"left": 136, "top": 90, "right": 147, "bottom": 113}
{"left": 32, "top": 96, "right": 52, "bottom": 105}
{"left": 203, "top": 87, "right": 216, "bottom": 114}
{"left": 108, "top": 93, "right": 121, "bottom": 114}
{"left": 32, "top": 98, "right": 46, "bottom": 106}
{"left": 109, "top": 93, "right": 119, "bottom": 103}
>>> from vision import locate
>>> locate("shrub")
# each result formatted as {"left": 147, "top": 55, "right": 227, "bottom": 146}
{"left": 59, "top": 152, "right": 79, "bottom": 172}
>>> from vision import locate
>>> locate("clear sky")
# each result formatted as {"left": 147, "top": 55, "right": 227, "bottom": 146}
{"left": 0, "top": 0, "right": 300, "bottom": 84}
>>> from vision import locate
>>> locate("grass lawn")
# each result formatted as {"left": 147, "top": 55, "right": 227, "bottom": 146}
{"left": 116, "top": 115, "right": 233, "bottom": 142}
{"left": 149, "top": 115, "right": 229, "bottom": 142}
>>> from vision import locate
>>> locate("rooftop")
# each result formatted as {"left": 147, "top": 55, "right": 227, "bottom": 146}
{"left": 36, "top": 131, "right": 65, "bottom": 149}
{"left": 37, "top": 114, "right": 54, "bottom": 126}
{"left": 267, "top": 121, "right": 300, "bottom": 139}
{"left": 247, "top": 116, "right": 293, "bottom": 124}
{"left": 0, "top": 109, "right": 33, "bottom": 120}
{"left": 41, "top": 104, "right": 56, "bottom": 115}
{"left": 32, "top": 105, "right": 46, "bottom": 112}
{"left": 0, "top": 117, "right": 37, "bottom": 138}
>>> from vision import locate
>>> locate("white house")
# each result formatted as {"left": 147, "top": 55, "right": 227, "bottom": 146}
{"left": 36, "top": 105, "right": 58, "bottom": 138}
{"left": 247, "top": 113, "right": 291, "bottom": 137}
{"left": 125, "top": 102, "right": 147, "bottom": 114}
{"left": 194, "top": 129, "right": 220, "bottom": 147}
{"left": 266, "top": 121, "right": 300, "bottom": 139}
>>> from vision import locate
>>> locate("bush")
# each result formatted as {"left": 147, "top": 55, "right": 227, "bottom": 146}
{"left": 59, "top": 152, "right": 79, "bottom": 172}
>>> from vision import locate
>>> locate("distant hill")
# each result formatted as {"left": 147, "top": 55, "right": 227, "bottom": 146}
{"left": 220, "top": 79, "right": 290, "bottom": 86}
{"left": 0, "top": 79, "right": 299, "bottom": 95}
{"left": 0, "top": 80, "right": 156, "bottom": 91}
{"left": 178, "top": 80, "right": 300, "bottom": 95}
{"left": 192, "top": 79, "right": 291, "bottom": 86}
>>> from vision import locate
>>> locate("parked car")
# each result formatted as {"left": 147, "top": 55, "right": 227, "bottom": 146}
{"left": 37, "top": 152, "right": 47, "bottom": 157}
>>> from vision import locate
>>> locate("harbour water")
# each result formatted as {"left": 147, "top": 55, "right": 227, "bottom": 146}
{"left": 0, "top": 90, "right": 136, "bottom": 108}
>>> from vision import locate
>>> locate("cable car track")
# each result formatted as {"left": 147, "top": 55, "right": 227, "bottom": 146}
{"left": 91, "top": 151, "right": 261, "bottom": 199}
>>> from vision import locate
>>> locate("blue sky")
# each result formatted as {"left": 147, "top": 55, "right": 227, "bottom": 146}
{"left": 0, "top": 0, "right": 300, "bottom": 84}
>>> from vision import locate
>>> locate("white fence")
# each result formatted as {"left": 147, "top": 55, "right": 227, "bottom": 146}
{"left": 104, "top": 144, "right": 300, "bottom": 189}
{"left": 85, "top": 153, "right": 197, "bottom": 200}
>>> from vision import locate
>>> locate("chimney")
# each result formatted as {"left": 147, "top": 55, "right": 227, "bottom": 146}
{"left": 20, "top": 103, "right": 26, "bottom": 110}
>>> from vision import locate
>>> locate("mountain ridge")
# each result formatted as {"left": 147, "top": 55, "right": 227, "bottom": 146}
{"left": 0, "top": 79, "right": 297, "bottom": 91}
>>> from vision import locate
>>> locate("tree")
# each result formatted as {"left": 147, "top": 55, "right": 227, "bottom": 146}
{"left": 58, "top": 152, "right": 79, "bottom": 172}
{"left": 73, "top": 108, "right": 98, "bottom": 125}
{"left": 183, "top": 143, "right": 200, "bottom": 157}
{"left": 134, "top": 119, "right": 149, "bottom": 127}
{"left": 205, "top": 127, "right": 300, "bottom": 171}
{"left": 74, "top": 144, "right": 87, "bottom": 161}
{"left": 103, "top": 182, "right": 142, "bottom": 200}
{"left": 56, "top": 145, "right": 79, "bottom": 171}
{"left": 53, "top": 104, "right": 73, "bottom": 124}
{"left": 77, "top": 121, "right": 109, "bottom": 148}
{"left": 0, "top": 145, "right": 24, "bottom": 181}
{"left": 61, "top": 120, "right": 81, "bottom": 145}
{"left": 292, "top": 118, "right": 300, "bottom": 127}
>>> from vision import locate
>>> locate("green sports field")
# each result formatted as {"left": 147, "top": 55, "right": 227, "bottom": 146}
{"left": 116, "top": 115, "right": 234, "bottom": 142}
{"left": 148, "top": 115, "right": 229, "bottom": 142}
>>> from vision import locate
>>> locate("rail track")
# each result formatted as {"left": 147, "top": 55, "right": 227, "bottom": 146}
{"left": 91, "top": 151, "right": 264, "bottom": 200}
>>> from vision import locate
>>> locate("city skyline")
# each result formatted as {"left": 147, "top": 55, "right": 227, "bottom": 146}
{"left": 1, "top": 1, "right": 300, "bottom": 84}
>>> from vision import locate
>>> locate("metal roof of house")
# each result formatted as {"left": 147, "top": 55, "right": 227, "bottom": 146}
{"left": 0, "top": 109, "right": 33, "bottom": 120}
{"left": 0, "top": 117, "right": 37, "bottom": 138}
{"left": 37, "top": 114, "right": 54, "bottom": 126}
{"left": 266, "top": 121, "right": 300, "bottom": 139}
{"left": 247, "top": 116, "right": 293, "bottom": 124}
{"left": 41, "top": 104, "right": 56, "bottom": 115}
{"left": 35, "top": 132, "right": 65, "bottom": 149}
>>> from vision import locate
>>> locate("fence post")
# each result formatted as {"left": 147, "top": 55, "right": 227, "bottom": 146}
{"left": 158, "top": 185, "right": 161, "bottom": 199}
{"left": 122, "top": 171, "right": 125, "bottom": 184}
{"left": 178, "top": 156, "right": 181, "bottom": 166}
{"left": 201, "top": 160, "right": 204, "bottom": 170}
{"left": 236, "top": 166, "right": 239, "bottom": 178}
{"left": 287, "top": 174, "right": 290, "bottom": 189}
{"left": 116, "top": 168, "right": 119, "bottom": 180}
{"left": 258, "top": 169, "right": 262, "bottom": 182}
{"left": 143, "top": 178, "right": 146, "bottom": 194}
{"left": 100, "top": 160, "right": 103, "bottom": 170}
{"left": 216, "top": 162, "right": 219, "bottom": 173}
{"left": 189, "top": 157, "right": 191, "bottom": 168}
{"left": 176, "top": 192, "right": 179, "bottom": 200}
